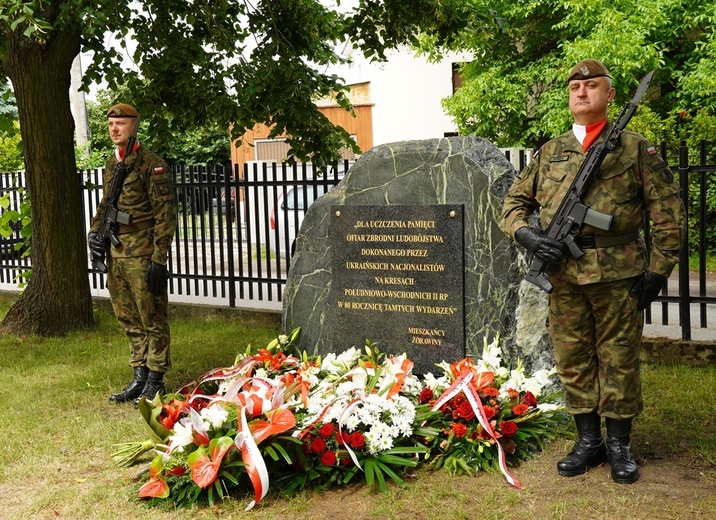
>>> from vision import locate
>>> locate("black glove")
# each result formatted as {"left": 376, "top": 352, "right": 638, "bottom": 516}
{"left": 87, "top": 231, "right": 109, "bottom": 259}
{"left": 514, "top": 227, "right": 568, "bottom": 263}
{"left": 145, "top": 261, "right": 169, "bottom": 296}
{"left": 630, "top": 271, "right": 666, "bottom": 311}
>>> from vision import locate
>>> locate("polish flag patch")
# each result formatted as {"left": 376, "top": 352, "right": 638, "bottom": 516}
{"left": 154, "top": 166, "right": 164, "bottom": 174}
{"left": 647, "top": 146, "right": 658, "bottom": 155}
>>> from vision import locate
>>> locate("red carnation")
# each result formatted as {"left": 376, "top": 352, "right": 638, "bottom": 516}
{"left": 451, "top": 423, "right": 468, "bottom": 438}
{"left": 483, "top": 405, "right": 496, "bottom": 420}
{"left": 319, "top": 423, "right": 335, "bottom": 438}
{"left": 522, "top": 391, "right": 537, "bottom": 407}
{"left": 350, "top": 431, "right": 365, "bottom": 449}
{"left": 507, "top": 388, "right": 519, "bottom": 400}
{"left": 311, "top": 437, "right": 327, "bottom": 453}
{"left": 500, "top": 420, "right": 518, "bottom": 437}
{"left": 512, "top": 403, "right": 529, "bottom": 416}
{"left": 320, "top": 451, "right": 337, "bottom": 466}
{"left": 418, "top": 387, "right": 434, "bottom": 404}
{"left": 483, "top": 387, "right": 500, "bottom": 398}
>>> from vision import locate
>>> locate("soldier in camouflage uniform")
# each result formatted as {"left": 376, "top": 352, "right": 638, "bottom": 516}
{"left": 88, "top": 103, "right": 177, "bottom": 407}
{"left": 500, "top": 60, "right": 685, "bottom": 484}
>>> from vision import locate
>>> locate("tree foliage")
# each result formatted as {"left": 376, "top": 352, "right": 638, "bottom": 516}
{"left": 431, "top": 0, "right": 716, "bottom": 148}
{"left": 0, "top": 0, "right": 497, "bottom": 335}
{"left": 82, "top": 89, "right": 231, "bottom": 169}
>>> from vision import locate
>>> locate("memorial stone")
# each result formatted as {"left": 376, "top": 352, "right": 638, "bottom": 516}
{"left": 282, "top": 136, "right": 553, "bottom": 374}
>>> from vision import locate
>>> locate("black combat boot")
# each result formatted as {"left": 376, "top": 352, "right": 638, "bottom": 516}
{"left": 109, "top": 366, "right": 149, "bottom": 404}
{"left": 557, "top": 412, "right": 607, "bottom": 476}
{"left": 605, "top": 417, "right": 639, "bottom": 483}
{"left": 133, "top": 370, "right": 166, "bottom": 408}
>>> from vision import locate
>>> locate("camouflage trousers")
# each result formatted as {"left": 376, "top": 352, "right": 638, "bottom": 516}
{"left": 549, "top": 277, "right": 643, "bottom": 419}
{"left": 108, "top": 255, "right": 171, "bottom": 373}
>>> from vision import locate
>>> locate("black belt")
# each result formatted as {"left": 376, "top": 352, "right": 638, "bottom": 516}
{"left": 575, "top": 231, "right": 640, "bottom": 249}
{"left": 118, "top": 219, "right": 155, "bottom": 235}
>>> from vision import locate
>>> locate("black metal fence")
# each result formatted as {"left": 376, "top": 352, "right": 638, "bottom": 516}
{"left": 0, "top": 144, "right": 714, "bottom": 339}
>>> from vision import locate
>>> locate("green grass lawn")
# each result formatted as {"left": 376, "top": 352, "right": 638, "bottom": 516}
{"left": 0, "top": 291, "right": 714, "bottom": 519}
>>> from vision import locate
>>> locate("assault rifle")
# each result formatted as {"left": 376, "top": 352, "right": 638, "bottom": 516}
{"left": 92, "top": 136, "right": 136, "bottom": 273}
{"left": 525, "top": 71, "right": 654, "bottom": 293}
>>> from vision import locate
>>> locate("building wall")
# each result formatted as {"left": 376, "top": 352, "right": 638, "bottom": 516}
{"left": 367, "top": 49, "right": 471, "bottom": 146}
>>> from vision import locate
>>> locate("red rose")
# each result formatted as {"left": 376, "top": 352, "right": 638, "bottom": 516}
{"left": 350, "top": 431, "right": 365, "bottom": 449}
{"left": 451, "top": 423, "right": 468, "bottom": 438}
{"left": 320, "top": 451, "right": 337, "bottom": 466}
{"left": 336, "top": 430, "right": 350, "bottom": 445}
{"left": 319, "top": 423, "right": 335, "bottom": 438}
{"left": 340, "top": 455, "right": 353, "bottom": 466}
{"left": 311, "top": 437, "right": 327, "bottom": 453}
{"left": 512, "top": 403, "right": 529, "bottom": 415}
{"left": 457, "top": 401, "right": 475, "bottom": 420}
{"left": 483, "top": 405, "right": 496, "bottom": 420}
{"left": 418, "top": 387, "right": 434, "bottom": 404}
{"left": 500, "top": 420, "right": 518, "bottom": 437}
{"left": 522, "top": 391, "right": 537, "bottom": 407}
{"left": 302, "top": 435, "right": 313, "bottom": 455}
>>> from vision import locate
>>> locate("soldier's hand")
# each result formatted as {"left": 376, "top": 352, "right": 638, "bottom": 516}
{"left": 87, "top": 232, "right": 110, "bottom": 259}
{"left": 145, "top": 261, "right": 169, "bottom": 296}
{"left": 514, "top": 227, "right": 568, "bottom": 263}
{"left": 629, "top": 270, "right": 666, "bottom": 311}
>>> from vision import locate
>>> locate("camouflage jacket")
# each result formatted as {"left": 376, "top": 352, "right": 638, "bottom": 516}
{"left": 500, "top": 125, "right": 685, "bottom": 284}
{"left": 89, "top": 145, "right": 177, "bottom": 265}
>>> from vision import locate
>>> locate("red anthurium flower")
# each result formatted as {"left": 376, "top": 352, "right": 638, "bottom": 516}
{"left": 138, "top": 475, "right": 169, "bottom": 499}
{"left": 138, "top": 456, "right": 169, "bottom": 499}
{"left": 159, "top": 400, "right": 191, "bottom": 430}
{"left": 187, "top": 436, "right": 235, "bottom": 488}
{"left": 248, "top": 408, "right": 296, "bottom": 445}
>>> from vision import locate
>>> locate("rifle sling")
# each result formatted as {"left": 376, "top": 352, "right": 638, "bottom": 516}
{"left": 575, "top": 231, "right": 640, "bottom": 249}
{"left": 117, "top": 219, "right": 155, "bottom": 235}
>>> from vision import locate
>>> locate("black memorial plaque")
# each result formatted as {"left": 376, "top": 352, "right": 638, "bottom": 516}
{"left": 330, "top": 205, "right": 465, "bottom": 374}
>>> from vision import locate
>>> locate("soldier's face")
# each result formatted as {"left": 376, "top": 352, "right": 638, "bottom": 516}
{"left": 107, "top": 117, "right": 137, "bottom": 148}
{"left": 568, "top": 77, "right": 615, "bottom": 125}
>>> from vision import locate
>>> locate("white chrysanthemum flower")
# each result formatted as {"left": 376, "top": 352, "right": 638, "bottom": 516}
{"left": 200, "top": 404, "right": 229, "bottom": 429}
{"left": 168, "top": 421, "right": 194, "bottom": 453}
{"left": 343, "top": 413, "right": 360, "bottom": 431}
{"left": 278, "top": 334, "right": 289, "bottom": 345}
{"left": 254, "top": 367, "right": 268, "bottom": 379}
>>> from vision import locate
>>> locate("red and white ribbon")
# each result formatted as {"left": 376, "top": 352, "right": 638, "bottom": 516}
{"left": 431, "top": 371, "right": 521, "bottom": 489}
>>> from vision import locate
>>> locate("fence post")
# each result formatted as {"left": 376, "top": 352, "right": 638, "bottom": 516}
{"left": 678, "top": 141, "right": 691, "bottom": 341}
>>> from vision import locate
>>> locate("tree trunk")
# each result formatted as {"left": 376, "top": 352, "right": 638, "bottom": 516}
{"left": 1, "top": 26, "right": 94, "bottom": 335}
